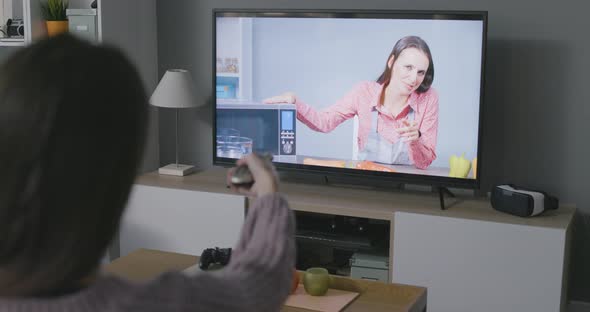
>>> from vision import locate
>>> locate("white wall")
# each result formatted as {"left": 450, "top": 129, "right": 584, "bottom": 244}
{"left": 0, "top": 0, "right": 18, "bottom": 22}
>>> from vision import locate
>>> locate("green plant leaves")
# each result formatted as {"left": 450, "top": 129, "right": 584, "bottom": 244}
{"left": 40, "top": 0, "right": 69, "bottom": 21}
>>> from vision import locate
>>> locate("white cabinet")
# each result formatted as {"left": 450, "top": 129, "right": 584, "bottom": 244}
{"left": 120, "top": 169, "right": 574, "bottom": 312}
{"left": 393, "top": 212, "right": 570, "bottom": 312}
{"left": 119, "top": 185, "right": 246, "bottom": 257}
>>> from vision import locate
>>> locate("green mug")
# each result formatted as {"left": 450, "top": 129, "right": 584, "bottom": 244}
{"left": 303, "top": 267, "right": 330, "bottom": 296}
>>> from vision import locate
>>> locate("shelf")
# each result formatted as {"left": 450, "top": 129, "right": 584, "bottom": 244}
{"left": 135, "top": 167, "right": 576, "bottom": 228}
{"left": 217, "top": 72, "right": 240, "bottom": 78}
{"left": 0, "top": 39, "right": 26, "bottom": 47}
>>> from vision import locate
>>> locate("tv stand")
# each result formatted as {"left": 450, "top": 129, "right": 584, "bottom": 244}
{"left": 314, "top": 174, "right": 404, "bottom": 192}
{"left": 123, "top": 167, "right": 574, "bottom": 312}
{"left": 437, "top": 186, "right": 455, "bottom": 210}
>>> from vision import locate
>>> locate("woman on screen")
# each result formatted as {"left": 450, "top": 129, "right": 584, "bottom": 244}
{"left": 264, "top": 36, "right": 439, "bottom": 169}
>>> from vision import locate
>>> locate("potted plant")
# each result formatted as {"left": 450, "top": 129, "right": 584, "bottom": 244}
{"left": 41, "top": 0, "right": 69, "bottom": 36}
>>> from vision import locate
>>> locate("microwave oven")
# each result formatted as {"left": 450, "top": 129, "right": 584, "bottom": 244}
{"left": 216, "top": 101, "right": 296, "bottom": 162}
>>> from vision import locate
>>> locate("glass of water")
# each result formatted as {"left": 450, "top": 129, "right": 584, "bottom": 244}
{"left": 216, "top": 136, "right": 253, "bottom": 159}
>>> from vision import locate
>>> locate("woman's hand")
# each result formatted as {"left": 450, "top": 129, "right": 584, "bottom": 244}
{"left": 396, "top": 119, "right": 420, "bottom": 142}
{"left": 262, "top": 92, "right": 296, "bottom": 104}
{"left": 227, "top": 154, "right": 278, "bottom": 197}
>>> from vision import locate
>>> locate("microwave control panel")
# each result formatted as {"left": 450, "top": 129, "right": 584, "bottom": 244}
{"left": 280, "top": 110, "right": 296, "bottom": 155}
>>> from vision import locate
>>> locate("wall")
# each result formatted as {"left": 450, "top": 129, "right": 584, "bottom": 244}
{"left": 0, "top": 0, "right": 21, "bottom": 29}
{"left": 0, "top": 45, "right": 18, "bottom": 62}
{"left": 67, "top": 0, "right": 94, "bottom": 9}
{"left": 100, "top": 0, "right": 160, "bottom": 173}
{"left": 156, "top": 0, "right": 590, "bottom": 302}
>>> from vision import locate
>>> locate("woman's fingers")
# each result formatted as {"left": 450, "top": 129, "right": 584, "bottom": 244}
{"left": 397, "top": 120, "right": 418, "bottom": 132}
{"left": 227, "top": 157, "right": 265, "bottom": 196}
{"left": 397, "top": 120, "right": 419, "bottom": 142}
{"left": 226, "top": 167, "right": 235, "bottom": 185}
{"left": 401, "top": 133, "right": 419, "bottom": 142}
{"left": 235, "top": 154, "right": 278, "bottom": 197}
{"left": 396, "top": 126, "right": 410, "bottom": 134}
{"left": 262, "top": 95, "right": 284, "bottom": 104}
{"left": 396, "top": 126, "right": 416, "bottom": 135}
{"left": 262, "top": 92, "right": 296, "bottom": 104}
{"left": 235, "top": 158, "right": 247, "bottom": 167}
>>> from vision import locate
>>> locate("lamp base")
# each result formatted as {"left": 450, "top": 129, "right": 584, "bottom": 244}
{"left": 158, "top": 164, "right": 195, "bottom": 176}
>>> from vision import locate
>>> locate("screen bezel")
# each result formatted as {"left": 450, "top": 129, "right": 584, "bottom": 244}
{"left": 212, "top": 9, "right": 488, "bottom": 189}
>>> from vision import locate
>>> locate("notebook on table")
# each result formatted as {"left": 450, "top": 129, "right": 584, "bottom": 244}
{"left": 285, "top": 284, "right": 360, "bottom": 312}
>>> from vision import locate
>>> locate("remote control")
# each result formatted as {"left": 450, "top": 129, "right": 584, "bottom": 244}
{"left": 230, "top": 153, "right": 273, "bottom": 186}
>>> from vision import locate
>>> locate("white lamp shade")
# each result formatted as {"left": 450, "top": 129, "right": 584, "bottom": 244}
{"left": 150, "top": 69, "right": 199, "bottom": 108}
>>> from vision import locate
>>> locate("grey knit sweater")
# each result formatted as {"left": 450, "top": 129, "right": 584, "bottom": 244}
{"left": 0, "top": 193, "right": 296, "bottom": 311}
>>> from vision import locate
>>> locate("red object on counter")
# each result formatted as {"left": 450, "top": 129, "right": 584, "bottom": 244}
{"left": 356, "top": 161, "right": 396, "bottom": 172}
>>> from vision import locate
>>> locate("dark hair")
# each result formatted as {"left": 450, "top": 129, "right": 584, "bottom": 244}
{"left": 0, "top": 34, "right": 148, "bottom": 296}
{"left": 376, "top": 35, "right": 435, "bottom": 94}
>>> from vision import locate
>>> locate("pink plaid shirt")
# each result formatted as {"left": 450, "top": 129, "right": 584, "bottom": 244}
{"left": 295, "top": 81, "right": 439, "bottom": 169}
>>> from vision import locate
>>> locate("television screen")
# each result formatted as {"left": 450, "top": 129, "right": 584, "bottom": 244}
{"left": 214, "top": 10, "right": 487, "bottom": 188}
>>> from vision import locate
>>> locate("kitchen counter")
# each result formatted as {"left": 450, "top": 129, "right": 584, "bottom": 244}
{"left": 274, "top": 154, "right": 460, "bottom": 179}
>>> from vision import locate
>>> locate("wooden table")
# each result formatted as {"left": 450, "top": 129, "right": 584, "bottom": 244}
{"left": 104, "top": 249, "right": 426, "bottom": 312}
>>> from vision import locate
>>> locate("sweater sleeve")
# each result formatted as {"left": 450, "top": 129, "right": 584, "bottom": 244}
{"left": 295, "top": 82, "right": 366, "bottom": 133}
{"left": 408, "top": 89, "right": 439, "bottom": 169}
{"left": 121, "top": 193, "right": 296, "bottom": 312}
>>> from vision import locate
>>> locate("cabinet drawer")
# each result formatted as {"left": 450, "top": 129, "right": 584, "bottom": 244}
{"left": 119, "top": 185, "right": 245, "bottom": 257}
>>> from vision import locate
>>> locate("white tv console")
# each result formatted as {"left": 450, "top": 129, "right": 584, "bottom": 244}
{"left": 119, "top": 167, "right": 574, "bottom": 312}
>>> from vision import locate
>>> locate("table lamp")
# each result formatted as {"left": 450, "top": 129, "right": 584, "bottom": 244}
{"left": 150, "top": 69, "right": 200, "bottom": 176}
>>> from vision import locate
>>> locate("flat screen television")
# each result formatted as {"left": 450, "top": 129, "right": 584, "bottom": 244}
{"left": 214, "top": 9, "right": 487, "bottom": 189}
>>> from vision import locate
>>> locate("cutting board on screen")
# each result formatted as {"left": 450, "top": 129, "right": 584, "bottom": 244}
{"left": 285, "top": 284, "right": 360, "bottom": 312}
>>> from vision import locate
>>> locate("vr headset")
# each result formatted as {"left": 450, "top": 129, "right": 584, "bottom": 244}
{"left": 491, "top": 184, "right": 558, "bottom": 217}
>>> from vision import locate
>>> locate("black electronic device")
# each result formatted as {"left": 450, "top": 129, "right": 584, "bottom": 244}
{"left": 6, "top": 18, "right": 25, "bottom": 37}
{"left": 491, "top": 184, "right": 558, "bottom": 217}
{"left": 199, "top": 247, "right": 232, "bottom": 270}
{"left": 295, "top": 212, "right": 389, "bottom": 251}
{"left": 213, "top": 9, "right": 488, "bottom": 191}
{"left": 294, "top": 211, "right": 390, "bottom": 276}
